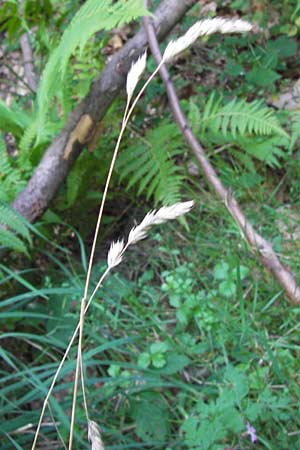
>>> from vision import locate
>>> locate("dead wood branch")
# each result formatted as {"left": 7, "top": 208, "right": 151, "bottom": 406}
{"left": 143, "top": 12, "right": 300, "bottom": 304}
{"left": 20, "top": 32, "right": 38, "bottom": 92}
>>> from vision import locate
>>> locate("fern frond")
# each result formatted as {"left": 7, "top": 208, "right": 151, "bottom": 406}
{"left": 0, "top": 136, "right": 12, "bottom": 175}
{"left": 37, "top": 0, "right": 148, "bottom": 135}
{"left": 0, "top": 99, "right": 30, "bottom": 138}
{"left": 0, "top": 229, "right": 28, "bottom": 255}
{"left": 0, "top": 202, "right": 32, "bottom": 255}
{"left": 0, "top": 204, "right": 32, "bottom": 244}
{"left": 237, "top": 135, "right": 286, "bottom": 167}
{"left": 117, "top": 122, "right": 184, "bottom": 205}
{"left": 193, "top": 94, "right": 289, "bottom": 168}
{"left": 288, "top": 111, "right": 300, "bottom": 152}
{"left": 0, "top": 135, "right": 28, "bottom": 202}
{"left": 19, "top": 121, "right": 38, "bottom": 157}
{"left": 201, "top": 94, "right": 288, "bottom": 139}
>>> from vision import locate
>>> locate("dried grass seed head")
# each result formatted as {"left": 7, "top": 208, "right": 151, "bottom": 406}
{"left": 127, "top": 201, "right": 194, "bottom": 245}
{"left": 127, "top": 210, "right": 157, "bottom": 245}
{"left": 107, "top": 239, "right": 124, "bottom": 268}
{"left": 126, "top": 51, "right": 147, "bottom": 101}
{"left": 153, "top": 201, "right": 194, "bottom": 224}
{"left": 163, "top": 17, "right": 252, "bottom": 62}
{"left": 88, "top": 420, "right": 105, "bottom": 450}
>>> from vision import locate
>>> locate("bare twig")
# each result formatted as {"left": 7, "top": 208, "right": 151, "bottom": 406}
{"left": 20, "top": 32, "right": 38, "bottom": 92}
{"left": 143, "top": 9, "right": 300, "bottom": 304}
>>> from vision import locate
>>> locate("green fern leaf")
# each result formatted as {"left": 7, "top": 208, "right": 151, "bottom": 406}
{"left": 289, "top": 111, "right": 300, "bottom": 152}
{"left": 117, "top": 122, "right": 184, "bottom": 205}
{"left": 238, "top": 135, "right": 286, "bottom": 167}
{"left": 201, "top": 94, "right": 288, "bottom": 139}
{"left": 0, "top": 136, "right": 28, "bottom": 202}
{"left": 19, "top": 121, "right": 38, "bottom": 157}
{"left": 0, "top": 204, "right": 32, "bottom": 244}
{"left": 0, "top": 229, "right": 28, "bottom": 255}
{"left": 0, "top": 99, "right": 30, "bottom": 137}
{"left": 192, "top": 94, "right": 289, "bottom": 168}
{"left": 0, "top": 203, "right": 32, "bottom": 255}
{"left": 37, "top": 0, "right": 149, "bottom": 136}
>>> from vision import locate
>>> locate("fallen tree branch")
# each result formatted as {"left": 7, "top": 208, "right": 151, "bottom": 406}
{"left": 12, "top": 0, "right": 197, "bottom": 223}
{"left": 143, "top": 11, "right": 300, "bottom": 304}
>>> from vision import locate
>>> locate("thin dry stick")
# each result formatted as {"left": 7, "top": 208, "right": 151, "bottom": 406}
{"left": 20, "top": 33, "right": 38, "bottom": 92}
{"left": 19, "top": 0, "right": 38, "bottom": 92}
{"left": 143, "top": 11, "right": 300, "bottom": 304}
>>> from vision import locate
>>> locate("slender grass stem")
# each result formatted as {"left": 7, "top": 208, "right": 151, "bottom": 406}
{"left": 31, "top": 267, "right": 109, "bottom": 450}
{"left": 34, "top": 55, "right": 170, "bottom": 450}
{"left": 68, "top": 59, "right": 163, "bottom": 449}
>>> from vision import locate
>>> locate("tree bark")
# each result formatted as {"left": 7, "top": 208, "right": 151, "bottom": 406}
{"left": 12, "top": 0, "right": 197, "bottom": 222}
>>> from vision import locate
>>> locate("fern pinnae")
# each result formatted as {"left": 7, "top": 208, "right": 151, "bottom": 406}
{"left": 126, "top": 143, "right": 161, "bottom": 188}
{"left": 0, "top": 205, "right": 31, "bottom": 244}
{"left": 137, "top": 164, "right": 161, "bottom": 196}
{"left": 120, "top": 149, "right": 150, "bottom": 183}
{"left": 0, "top": 229, "right": 28, "bottom": 254}
{"left": 202, "top": 94, "right": 288, "bottom": 139}
{"left": 118, "top": 121, "right": 184, "bottom": 204}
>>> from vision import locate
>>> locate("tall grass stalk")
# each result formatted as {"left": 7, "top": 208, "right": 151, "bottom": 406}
{"left": 31, "top": 16, "right": 251, "bottom": 450}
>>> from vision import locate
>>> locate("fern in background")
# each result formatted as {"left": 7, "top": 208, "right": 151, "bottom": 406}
{"left": 0, "top": 136, "right": 28, "bottom": 203}
{"left": 0, "top": 202, "right": 32, "bottom": 255}
{"left": 117, "top": 122, "right": 185, "bottom": 205}
{"left": 200, "top": 93, "right": 287, "bottom": 138}
{"left": 0, "top": 99, "right": 31, "bottom": 138}
{"left": 37, "top": 0, "right": 149, "bottom": 136}
{"left": 0, "top": 136, "right": 32, "bottom": 254}
{"left": 189, "top": 93, "right": 290, "bottom": 169}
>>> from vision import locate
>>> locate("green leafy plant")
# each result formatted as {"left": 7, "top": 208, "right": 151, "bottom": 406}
{"left": 0, "top": 136, "right": 28, "bottom": 203}
{"left": 161, "top": 262, "right": 218, "bottom": 333}
{"left": 182, "top": 366, "right": 249, "bottom": 450}
{"left": 213, "top": 260, "right": 249, "bottom": 298}
{"left": 182, "top": 365, "right": 295, "bottom": 450}
{"left": 131, "top": 391, "right": 170, "bottom": 444}
{"left": 138, "top": 341, "right": 169, "bottom": 369}
{"left": 0, "top": 99, "right": 31, "bottom": 139}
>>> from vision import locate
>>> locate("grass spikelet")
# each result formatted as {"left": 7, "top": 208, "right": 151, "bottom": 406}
{"left": 152, "top": 200, "right": 195, "bottom": 224}
{"left": 127, "top": 201, "right": 194, "bottom": 245}
{"left": 163, "top": 17, "right": 252, "bottom": 62}
{"left": 126, "top": 51, "right": 147, "bottom": 102}
{"left": 127, "top": 210, "right": 157, "bottom": 245}
{"left": 88, "top": 420, "right": 105, "bottom": 450}
{"left": 107, "top": 239, "right": 125, "bottom": 268}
